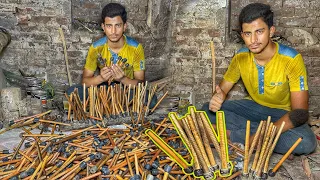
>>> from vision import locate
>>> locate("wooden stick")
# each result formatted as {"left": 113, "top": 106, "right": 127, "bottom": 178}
{"left": 185, "top": 115, "right": 211, "bottom": 174}
{"left": 146, "top": 130, "right": 189, "bottom": 170}
{"left": 243, "top": 120, "right": 250, "bottom": 175}
{"left": 259, "top": 126, "right": 277, "bottom": 177}
{"left": 263, "top": 122, "right": 285, "bottom": 174}
{"left": 170, "top": 113, "right": 201, "bottom": 170}
{"left": 255, "top": 123, "right": 274, "bottom": 177}
{"left": 248, "top": 121, "right": 264, "bottom": 160}
{"left": 150, "top": 91, "right": 168, "bottom": 113}
{"left": 251, "top": 121, "right": 266, "bottom": 173}
{"left": 199, "top": 112, "right": 221, "bottom": 158}
{"left": 217, "top": 111, "right": 228, "bottom": 170}
{"left": 83, "top": 83, "right": 86, "bottom": 112}
{"left": 58, "top": 27, "right": 72, "bottom": 86}
{"left": 196, "top": 112, "right": 217, "bottom": 169}
{"left": 210, "top": 41, "right": 215, "bottom": 94}
{"left": 269, "top": 137, "right": 302, "bottom": 176}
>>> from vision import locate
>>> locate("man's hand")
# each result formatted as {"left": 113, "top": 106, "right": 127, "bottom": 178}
{"left": 111, "top": 64, "right": 125, "bottom": 81}
{"left": 209, "top": 85, "right": 226, "bottom": 112}
{"left": 100, "top": 67, "right": 113, "bottom": 81}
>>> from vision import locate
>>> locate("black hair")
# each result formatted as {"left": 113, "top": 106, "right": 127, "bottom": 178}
{"left": 239, "top": 3, "right": 273, "bottom": 31}
{"left": 101, "top": 3, "right": 127, "bottom": 24}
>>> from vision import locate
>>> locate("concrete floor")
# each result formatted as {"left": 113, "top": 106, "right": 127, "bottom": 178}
{"left": 0, "top": 127, "right": 319, "bottom": 179}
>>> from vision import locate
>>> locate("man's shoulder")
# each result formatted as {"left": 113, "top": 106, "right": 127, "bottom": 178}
{"left": 92, "top": 36, "right": 107, "bottom": 48}
{"left": 125, "top": 35, "right": 140, "bottom": 48}
{"left": 277, "top": 43, "right": 299, "bottom": 59}
{"left": 236, "top": 47, "right": 250, "bottom": 54}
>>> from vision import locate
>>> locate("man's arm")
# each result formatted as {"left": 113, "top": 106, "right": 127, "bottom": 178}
{"left": 249, "top": 90, "right": 309, "bottom": 144}
{"left": 273, "top": 90, "right": 309, "bottom": 132}
{"left": 209, "top": 79, "right": 235, "bottom": 112}
{"left": 82, "top": 67, "right": 112, "bottom": 86}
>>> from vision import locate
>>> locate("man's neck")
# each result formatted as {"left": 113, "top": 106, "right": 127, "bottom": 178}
{"left": 108, "top": 35, "right": 125, "bottom": 53}
{"left": 254, "top": 41, "right": 276, "bottom": 65}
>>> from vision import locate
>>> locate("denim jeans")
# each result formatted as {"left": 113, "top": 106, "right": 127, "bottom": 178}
{"left": 66, "top": 82, "right": 158, "bottom": 109}
{"left": 202, "top": 99, "right": 317, "bottom": 155}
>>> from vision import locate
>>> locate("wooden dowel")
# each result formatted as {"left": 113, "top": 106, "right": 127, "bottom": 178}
{"left": 269, "top": 137, "right": 302, "bottom": 176}
{"left": 210, "top": 41, "right": 216, "bottom": 94}
{"left": 263, "top": 121, "right": 285, "bottom": 174}
{"left": 243, "top": 120, "right": 250, "bottom": 175}
{"left": 196, "top": 112, "right": 217, "bottom": 168}
{"left": 199, "top": 112, "right": 221, "bottom": 158}
{"left": 217, "top": 111, "right": 228, "bottom": 170}
{"left": 251, "top": 121, "right": 266, "bottom": 172}
{"left": 146, "top": 130, "right": 189, "bottom": 170}
{"left": 150, "top": 91, "right": 168, "bottom": 113}
{"left": 170, "top": 113, "right": 201, "bottom": 170}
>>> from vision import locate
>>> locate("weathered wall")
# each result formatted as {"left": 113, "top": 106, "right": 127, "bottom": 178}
{"left": 168, "top": 0, "right": 244, "bottom": 108}
{"left": 0, "top": 0, "right": 170, "bottom": 91}
{"left": 1, "top": 0, "right": 320, "bottom": 115}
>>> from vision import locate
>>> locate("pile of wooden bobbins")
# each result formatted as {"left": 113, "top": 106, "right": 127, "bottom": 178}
{"left": 0, "top": 113, "right": 201, "bottom": 180}
{"left": 0, "top": 110, "right": 301, "bottom": 179}
{"left": 65, "top": 81, "right": 168, "bottom": 122}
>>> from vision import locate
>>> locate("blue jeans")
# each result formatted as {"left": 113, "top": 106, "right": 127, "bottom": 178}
{"left": 201, "top": 99, "right": 317, "bottom": 155}
{"left": 66, "top": 82, "right": 158, "bottom": 109}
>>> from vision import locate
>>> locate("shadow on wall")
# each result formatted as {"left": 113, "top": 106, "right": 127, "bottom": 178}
{"left": 0, "top": 27, "right": 11, "bottom": 54}
{"left": 0, "top": 27, "right": 11, "bottom": 90}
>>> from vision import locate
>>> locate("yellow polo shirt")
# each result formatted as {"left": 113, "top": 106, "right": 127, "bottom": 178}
{"left": 224, "top": 42, "right": 308, "bottom": 111}
{"left": 84, "top": 35, "right": 145, "bottom": 79}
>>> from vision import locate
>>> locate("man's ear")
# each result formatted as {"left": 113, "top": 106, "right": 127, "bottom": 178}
{"left": 101, "top": 23, "right": 105, "bottom": 31}
{"left": 270, "top": 26, "right": 275, "bottom": 37}
{"left": 123, "top": 23, "right": 127, "bottom": 31}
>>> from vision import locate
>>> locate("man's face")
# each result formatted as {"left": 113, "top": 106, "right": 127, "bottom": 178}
{"left": 241, "top": 18, "right": 275, "bottom": 54}
{"left": 102, "top": 16, "right": 127, "bottom": 43}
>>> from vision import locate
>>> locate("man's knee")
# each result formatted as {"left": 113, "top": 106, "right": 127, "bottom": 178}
{"left": 289, "top": 109, "right": 309, "bottom": 127}
{"left": 148, "top": 94, "right": 158, "bottom": 109}
{"left": 274, "top": 128, "right": 317, "bottom": 155}
{"left": 66, "top": 85, "right": 78, "bottom": 95}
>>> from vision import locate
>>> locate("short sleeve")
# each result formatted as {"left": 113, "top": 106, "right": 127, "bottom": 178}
{"left": 223, "top": 55, "right": 241, "bottom": 83}
{"left": 287, "top": 54, "right": 308, "bottom": 91}
{"left": 84, "top": 45, "right": 98, "bottom": 71}
{"left": 133, "top": 44, "right": 145, "bottom": 71}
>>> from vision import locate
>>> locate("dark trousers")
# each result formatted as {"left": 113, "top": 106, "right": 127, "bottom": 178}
{"left": 201, "top": 99, "right": 317, "bottom": 155}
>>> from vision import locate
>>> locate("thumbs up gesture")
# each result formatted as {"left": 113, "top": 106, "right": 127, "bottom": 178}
{"left": 209, "top": 85, "right": 226, "bottom": 112}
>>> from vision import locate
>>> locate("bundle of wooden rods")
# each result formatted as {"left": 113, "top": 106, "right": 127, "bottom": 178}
{"left": 168, "top": 107, "right": 233, "bottom": 180}
{"left": 65, "top": 82, "right": 168, "bottom": 122}
{"left": 241, "top": 117, "right": 286, "bottom": 179}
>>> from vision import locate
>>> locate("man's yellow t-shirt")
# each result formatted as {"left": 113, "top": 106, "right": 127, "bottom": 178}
{"left": 224, "top": 42, "right": 308, "bottom": 111}
{"left": 84, "top": 35, "right": 145, "bottom": 79}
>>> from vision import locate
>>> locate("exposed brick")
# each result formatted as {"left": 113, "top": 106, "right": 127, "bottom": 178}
{"left": 178, "top": 28, "right": 203, "bottom": 37}
{"left": 279, "top": 17, "right": 307, "bottom": 27}
{"left": 30, "top": 16, "right": 52, "bottom": 24}
{"left": 306, "top": 17, "right": 320, "bottom": 28}
{"left": 283, "top": 0, "right": 310, "bottom": 8}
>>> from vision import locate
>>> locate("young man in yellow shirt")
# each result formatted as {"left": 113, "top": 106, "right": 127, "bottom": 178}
{"left": 202, "top": 3, "right": 316, "bottom": 154}
{"left": 67, "top": 3, "right": 156, "bottom": 107}
{"left": 83, "top": 3, "right": 145, "bottom": 87}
